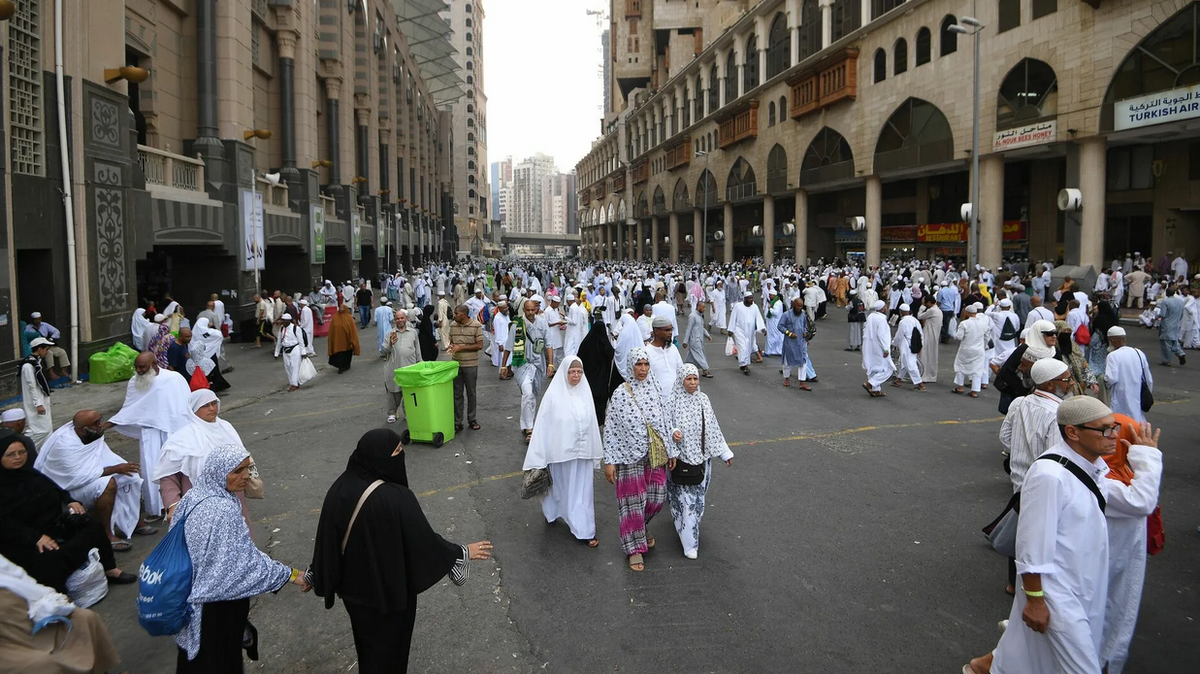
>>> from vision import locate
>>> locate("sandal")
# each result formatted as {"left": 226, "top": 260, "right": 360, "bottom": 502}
{"left": 628, "top": 553, "right": 644, "bottom": 572}
{"left": 951, "top": 387, "right": 964, "bottom": 395}
{"left": 701, "top": 372, "right": 713, "bottom": 378}
{"left": 647, "top": 536, "right": 656, "bottom": 550}
{"left": 523, "top": 431, "right": 533, "bottom": 444}
{"left": 469, "top": 422, "right": 481, "bottom": 430}
{"left": 134, "top": 524, "right": 158, "bottom": 536}
{"left": 783, "top": 379, "right": 790, "bottom": 387}
{"left": 111, "top": 540, "right": 132, "bottom": 552}
{"left": 913, "top": 385, "right": 926, "bottom": 391}
{"left": 968, "top": 392, "right": 979, "bottom": 398}
{"left": 797, "top": 384, "right": 812, "bottom": 391}
{"left": 578, "top": 538, "right": 599, "bottom": 548}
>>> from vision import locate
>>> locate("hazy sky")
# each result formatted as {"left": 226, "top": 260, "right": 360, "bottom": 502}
{"left": 483, "top": 0, "right": 604, "bottom": 174}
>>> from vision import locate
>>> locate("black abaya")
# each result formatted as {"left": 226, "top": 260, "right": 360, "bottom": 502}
{"left": 175, "top": 598, "right": 249, "bottom": 674}
{"left": 418, "top": 306, "right": 439, "bottom": 361}
{"left": 344, "top": 596, "right": 419, "bottom": 674}
{"left": 576, "top": 319, "right": 624, "bottom": 423}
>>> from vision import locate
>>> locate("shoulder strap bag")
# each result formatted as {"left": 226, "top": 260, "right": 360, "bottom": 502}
{"left": 341, "top": 480, "right": 385, "bottom": 553}
{"left": 623, "top": 382, "right": 669, "bottom": 469}
{"left": 1036, "top": 454, "right": 1106, "bottom": 513}
{"left": 1138, "top": 349, "right": 1154, "bottom": 412}
{"left": 670, "top": 405, "right": 706, "bottom": 486}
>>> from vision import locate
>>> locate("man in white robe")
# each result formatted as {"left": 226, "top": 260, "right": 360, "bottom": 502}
{"left": 651, "top": 292, "right": 679, "bottom": 337}
{"left": 1181, "top": 288, "right": 1200, "bottom": 349}
{"left": 20, "top": 339, "right": 54, "bottom": 447}
{"left": 1026, "top": 295, "right": 1055, "bottom": 326}
{"left": 1103, "top": 327, "right": 1151, "bottom": 423}
{"left": 727, "top": 292, "right": 766, "bottom": 374}
{"left": 708, "top": 281, "right": 728, "bottom": 331}
{"left": 34, "top": 410, "right": 144, "bottom": 545}
{"left": 989, "top": 298, "right": 1022, "bottom": 362}
{"left": 613, "top": 309, "right": 644, "bottom": 381}
{"left": 1171, "top": 252, "right": 1188, "bottom": 281}
{"left": 373, "top": 299, "right": 395, "bottom": 355}
{"left": 916, "top": 295, "right": 942, "bottom": 383}
{"left": 983, "top": 397, "right": 1117, "bottom": 674}
{"left": 507, "top": 300, "right": 553, "bottom": 435}
{"left": 298, "top": 299, "right": 316, "bottom": 356}
{"left": 274, "top": 315, "right": 307, "bottom": 390}
{"left": 891, "top": 305, "right": 924, "bottom": 390}
{"left": 543, "top": 295, "right": 566, "bottom": 368}
{"left": 492, "top": 300, "right": 512, "bottom": 373}
{"left": 644, "top": 315, "right": 683, "bottom": 403}
{"left": 563, "top": 293, "right": 589, "bottom": 358}
{"left": 860, "top": 300, "right": 894, "bottom": 394}
{"left": 105, "top": 353, "right": 191, "bottom": 518}
{"left": 953, "top": 305, "right": 991, "bottom": 395}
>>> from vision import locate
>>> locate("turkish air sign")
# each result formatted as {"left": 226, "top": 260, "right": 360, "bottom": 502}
{"left": 993, "top": 121, "right": 1057, "bottom": 152}
{"left": 1114, "top": 85, "right": 1200, "bottom": 131}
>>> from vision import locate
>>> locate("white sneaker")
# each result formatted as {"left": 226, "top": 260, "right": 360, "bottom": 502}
{"left": 386, "top": 415, "right": 397, "bottom": 424}
{"left": 683, "top": 549, "right": 698, "bottom": 559}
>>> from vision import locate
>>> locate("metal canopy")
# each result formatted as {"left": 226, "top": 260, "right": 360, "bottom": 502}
{"left": 392, "top": 0, "right": 463, "bottom": 105}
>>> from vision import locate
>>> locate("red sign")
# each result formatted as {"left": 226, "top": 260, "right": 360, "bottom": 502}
{"left": 1002, "top": 220, "right": 1027, "bottom": 241}
{"left": 881, "top": 225, "right": 918, "bottom": 243}
{"left": 917, "top": 222, "right": 968, "bottom": 243}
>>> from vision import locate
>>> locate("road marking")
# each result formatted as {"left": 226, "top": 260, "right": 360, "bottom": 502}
{"left": 416, "top": 471, "right": 524, "bottom": 498}
{"left": 234, "top": 401, "right": 377, "bottom": 425}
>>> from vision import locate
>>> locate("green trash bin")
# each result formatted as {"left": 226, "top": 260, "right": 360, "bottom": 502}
{"left": 394, "top": 361, "right": 460, "bottom": 448}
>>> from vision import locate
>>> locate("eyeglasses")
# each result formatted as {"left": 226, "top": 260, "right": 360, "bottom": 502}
{"left": 1041, "top": 331, "right": 1058, "bottom": 336}
{"left": 1077, "top": 422, "right": 1121, "bottom": 438}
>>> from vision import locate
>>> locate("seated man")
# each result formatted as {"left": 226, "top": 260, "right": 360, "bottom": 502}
{"left": 33, "top": 410, "right": 150, "bottom": 552}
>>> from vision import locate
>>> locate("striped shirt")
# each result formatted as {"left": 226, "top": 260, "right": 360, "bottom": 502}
{"left": 449, "top": 319, "right": 484, "bottom": 367}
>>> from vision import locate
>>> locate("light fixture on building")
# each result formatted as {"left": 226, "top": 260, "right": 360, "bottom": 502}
{"left": 1057, "top": 189, "right": 1082, "bottom": 213}
{"left": 752, "top": 225, "right": 763, "bottom": 237}
{"left": 104, "top": 66, "right": 149, "bottom": 84}
{"left": 244, "top": 129, "right": 272, "bottom": 141}
{"left": 847, "top": 216, "right": 866, "bottom": 232}
{"left": 352, "top": 176, "right": 367, "bottom": 184}
{"left": 713, "top": 230, "right": 725, "bottom": 241}
{"left": 312, "top": 159, "right": 332, "bottom": 169}
{"left": 960, "top": 203, "right": 974, "bottom": 221}
{"left": 663, "top": 236, "right": 670, "bottom": 244}
{"left": 0, "top": 1, "right": 14, "bottom": 21}
{"left": 685, "top": 234, "right": 695, "bottom": 243}
{"left": 781, "top": 222, "right": 796, "bottom": 236}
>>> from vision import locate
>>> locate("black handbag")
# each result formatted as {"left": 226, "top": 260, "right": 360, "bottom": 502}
{"left": 670, "top": 409, "right": 707, "bottom": 486}
{"left": 1138, "top": 351, "right": 1154, "bottom": 412}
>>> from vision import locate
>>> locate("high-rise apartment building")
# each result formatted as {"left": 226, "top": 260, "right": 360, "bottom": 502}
{"left": 441, "top": 0, "right": 491, "bottom": 257}
{"left": 490, "top": 156, "right": 513, "bottom": 222}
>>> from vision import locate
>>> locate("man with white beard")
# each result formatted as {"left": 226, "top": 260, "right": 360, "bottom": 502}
{"left": 727, "top": 291, "right": 766, "bottom": 376}
{"left": 298, "top": 298, "right": 316, "bottom": 356}
{"left": 861, "top": 300, "right": 895, "bottom": 396}
{"left": 34, "top": 409, "right": 148, "bottom": 550}
{"left": 274, "top": 314, "right": 308, "bottom": 391}
{"left": 104, "top": 352, "right": 192, "bottom": 519}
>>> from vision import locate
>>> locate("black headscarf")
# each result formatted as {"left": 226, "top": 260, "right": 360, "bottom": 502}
{"left": 309, "top": 428, "right": 462, "bottom": 612}
{"left": 418, "top": 305, "right": 438, "bottom": 361}
{"left": 1090, "top": 299, "right": 1120, "bottom": 347}
{"left": 576, "top": 314, "right": 624, "bottom": 423}
{"left": 0, "top": 434, "right": 70, "bottom": 550}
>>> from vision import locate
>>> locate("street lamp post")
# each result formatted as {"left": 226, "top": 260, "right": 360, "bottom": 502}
{"left": 950, "top": 14, "right": 985, "bottom": 271}
{"left": 696, "top": 150, "right": 710, "bottom": 263}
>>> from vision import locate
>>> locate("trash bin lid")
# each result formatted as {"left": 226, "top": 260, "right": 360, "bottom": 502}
{"left": 394, "top": 360, "right": 460, "bottom": 388}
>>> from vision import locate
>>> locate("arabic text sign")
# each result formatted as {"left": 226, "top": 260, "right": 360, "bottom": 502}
{"left": 1114, "top": 85, "right": 1200, "bottom": 131}
{"left": 917, "top": 222, "right": 968, "bottom": 243}
{"left": 239, "top": 189, "right": 265, "bottom": 272}
{"left": 311, "top": 204, "right": 325, "bottom": 264}
{"left": 993, "top": 120, "right": 1057, "bottom": 152}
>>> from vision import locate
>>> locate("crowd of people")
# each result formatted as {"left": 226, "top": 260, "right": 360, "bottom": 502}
{"left": 0, "top": 248, "right": 1185, "bottom": 673}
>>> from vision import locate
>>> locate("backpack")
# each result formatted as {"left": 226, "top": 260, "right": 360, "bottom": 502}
{"left": 1074, "top": 322, "right": 1092, "bottom": 346}
{"left": 910, "top": 325, "right": 923, "bottom": 354}
{"left": 999, "top": 317, "right": 1018, "bottom": 342}
{"left": 137, "top": 497, "right": 213, "bottom": 636}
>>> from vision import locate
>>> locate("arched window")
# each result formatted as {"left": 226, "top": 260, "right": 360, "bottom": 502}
{"left": 708, "top": 64, "right": 720, "bottom": 112}
{"left": 779, "top": 96, "right": 787, "bottom": 120}
{"left": 469, "top": 189, "right": 476, "bottom": 199}
{"left": 940, "top": 16, "right": 958, "bottom": 56}
{"left": 653, "top": 186, "right": 666, "bottom": 215}
{"left": 766, "top": 13, "right": 790, "bottom": 79}
{"left": 768, "top": 101, "right": 776, "bottom": 126}
{"left": 465, "top": 18, "right": 472, "bottom": 27}
{"left": 466, "top": 47, "right": 473, "bottom": 56}
{"left": 799, "top": 0, "right": 821, "bottom": 61}
{"left": 467, "top": 89, "right": 474, "bottom": 98}
{"left": 465, "top": 3, "right": 472, "bottom": 12}
{"left": 766, "top": 144, "right": 788, "bottom": 194}
{"left": 466, "top": 75, "right": 473, "bottom": 85}
{"left": 694, "top": 75, "right": 704, "bottom": 120}
{"left": 468, "top": 160, "right": 476, "bottom": 171}
{"left": 744, "top": 35, "right": 760, "bottom": 89}
{"left": 726, "top": 158, "right": 757, "bottom": 201}
{"left": 468, "top": 175, "right": 476, "bottom": 185}
{"left": 724, "top": 51, "right": 738, "bottom": 104}
{"left": 466, "top": 61, "right": 473, "bottom": 70}
{"left": 998, "top": 59, "right": 1058, "bottom": 129}
{"left": 467, "top": 132, "right": 475, "bottom": 142}
{"left": 467, "top": 118, "right": 475, "bottom": 127}
{"left": 894, "top": 39, "right": 908, "bottom": 75}
{"left": 802, "top": 127, "right": 855, "bottom": 185}
{"left": 467, "top": 146, "right": 475, "bottom": 156}
{"left": 831, "top": 0, "right": 862, "bottom": 42}
{"left": 1103, "top": 3, "right": 1200, "bottom": 130}
{"left": 683, "top": 87, "right": 692, "bottom": 127}
{"left": 694, "top": 170, "right": 717, "bottom": 208}
{"left": 874, "top": 98, "right": 954, "bottom": 172}
{"left": 466, "top": 33, "right": 472, "bottom": 42}
{"left": 467, "top": 104, "right": 474, "bottom": 113}
{"left": 673, "top": 179, "right": 690, "bottom": 212}
{"left": 874, "top": 48, "right": 887, "bottom": 83}
{"left": 915, "top": 28, "right": 931, "bottom": 66}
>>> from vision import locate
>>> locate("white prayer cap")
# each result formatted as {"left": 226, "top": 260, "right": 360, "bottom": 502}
{"left": 548, "top": 294, "right": 560, "bottom": 302}
{"left": 849, "top": 289, "right": 858, "bottom": 295}
{"left": 1, "top": 408, "right": 26, "bottom": 422}
{"left": 154, "top": 313, "right": 167, "bottom": 323}
{"left": 973, "top": 302, "right": 984, "bottom": 312}
{"left": 899, "top": 303, "right": 910, "bottom": 312}
{"left": 1030, "top": 358, "right": 1069, "bottom": 385}
{"left": 30, "top": 312, "right": 41, "bottom": 319}
{"left": 964, "top": 305, "right": 978, "bottom": 314}
{"left": 872, "top": 300, "right": 885, "bottom": 311}
{"left": 1107, "top": 326, "right": 1127, "bottom": 338}
{"left": 1057, "top": 396, "right": 1112, "bottom": 427}
{"left": 299, "top": 298, "right": 309, "bottom": 305}
{"left": 999, "top": 298, "right": 1012, "bottom": 308}
{"left": 743, "top": 291, "right": 753, "bottom": 298}
{"left": 651, "top": 316, "right": 672, "bottom": 328}
{"left": 566, "top": 292, "right": 576, "bottom": 300}
{"left": 437, "top": 290, "right": 445, "bottom": 296}
{"left": 279, "top": 314, "right": 293, "bottom": 321}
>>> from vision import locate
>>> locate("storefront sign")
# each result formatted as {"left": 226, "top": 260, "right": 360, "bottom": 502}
{"left": 239, "top": 188, "right": 265, "bottom": 272}
{"left": 917, "top": 222, "right": 968, "bottom": 243}
{"left": 351, "top": 211, "right": 362, "bottom": 261}
{"left": 993, "top": 120, "right": 1057, "bottom": 152}
{"left": 310, "top": 204, "right": 325, "bottom": 264}
{"left": 1002, "top": 220, "right": 1027, "bottom": 241}
{"left": 1114, "top": 84, "right": 1200, "bottom": 131}
{"left": 881, "top": 225, "right": 918, "bottom": 243}
{"left": 378, "top": 216, "right": 386, "bottom": 256}
{"left": 834, "top": 226, "right": 865, "bottom": 244}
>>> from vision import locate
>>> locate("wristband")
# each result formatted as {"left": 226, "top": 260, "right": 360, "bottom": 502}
{"left": 1022, "top": 588, "right": 1044, "bottom": 597}
{"left": 289, "top": 568, "right": 301, "bottom": 583}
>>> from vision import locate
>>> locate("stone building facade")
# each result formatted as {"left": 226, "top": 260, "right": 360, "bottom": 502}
{"left": 1, "top": 0, "right": 457, "bottom": 384}
{"left": 577, "top": 0, "right": 1200, "bottom": 275}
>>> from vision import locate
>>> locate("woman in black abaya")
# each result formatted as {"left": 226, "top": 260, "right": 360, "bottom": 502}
{"left": 576, "top": 307, "right": 624, "bottom": 423}
{"left": 308, "top": 429, "right": 493, "bottom": 674}
{"left": 417, "top": 305, "right": 439, "bottom": 362}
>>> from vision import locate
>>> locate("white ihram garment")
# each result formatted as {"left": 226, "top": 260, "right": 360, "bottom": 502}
{"left": 861, "top": 312, "right": 895, "bottom": 390}
{"left": 727, "top": 302, "right": 765, "bottom": 367}
{"left": 274, "top": 324, "right": 305, "bottom": 386}
{"left": 1104, "top": 346, "right": 1151, "bottom": 424}
{"left": 892, "top": 315, "right": 922, "bottom": 385}
{"left": 108, "top": 370, "right": 193, "bottom": 515}
{"left": 34, "top": 423, "right": 142, "bottom": 539}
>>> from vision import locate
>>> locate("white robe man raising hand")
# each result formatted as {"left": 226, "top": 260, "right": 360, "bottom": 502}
{"left": 104, "top": 352, "right": 193, "bottom": 518}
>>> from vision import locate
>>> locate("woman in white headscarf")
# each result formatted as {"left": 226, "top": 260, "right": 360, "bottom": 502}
{"left": 665, "top": 365, "right": 733, "bottom": 559}
{"left": 189, "top": 318, "right": 230, "bottom": 392}
{"left": 522, "top": 356, "right": 603, "bottom": 547}
{"left": 155, "top": 389, "right": 252, "bottom": 526}
{"left": 131, "top": 308, "right": 151, "bottom": 351}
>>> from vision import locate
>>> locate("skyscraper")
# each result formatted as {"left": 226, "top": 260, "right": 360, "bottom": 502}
{"left": 440, "top": 0, "right": 490, "bottom": 256}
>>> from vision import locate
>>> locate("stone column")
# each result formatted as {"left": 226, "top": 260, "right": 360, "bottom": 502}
{"left": 193, "top": 0, "right": 224, "bottom": 172}
{"left": 355, "top": 107, "right": 370, "bottom": 195}
{"left": 763, "top": 194, "right": 776, "bottom": 266}
{"left": 648, "top": 217, "right": 657, "bottom": 260}
{"left": 866, "top": 176, "right": 882, "bottom": 267}
{"left": 979, "top": 154, "right": 1005, "bottom": 270}
{"left": 1078, "top": 138, "right": 1107, "bottom": 271}
{"left": 693, "top": 208, "right": 704, "bottom": 263}
{"left": 723, "top": 202, "right": 734, "bottom": 263}
{"left": 277, "top": 30, "right": 300, "bottom": 185}
{"left": 669, "top": 212, "right": 680, "bottom": 263}
{"left": 819, "top": 0, "right": 833, "bottom": 51}
{"left": 616, "top": 219, "right": 625, "bottom": 260}
{"left": 637, "top": 221, "right": 645, "bottom": 261}
{"left": 795, "top": 188, "right": 808, "bottom": 267}
{"left": 324, "top": 78, "right": 343, "bottom": 193}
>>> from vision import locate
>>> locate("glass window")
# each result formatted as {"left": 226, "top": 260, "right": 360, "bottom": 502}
{"left": 799, "top": 0, "right": 820, "bottom": 61}
{"left": 940, "top": 16, "right": 958, "bottom": 56}
{"left": 831, "top": 0, "right": 862, "bottom": 43}
{"left": 871, "top": 0, "right": 906, "bottom": 20}
{"left": 725, "top": 51, "right": 737, "bottom": 104}
{"left": 998, "top": 0, "right": 1020, "bottom": 33}
{"left": 997, "top": 59, "right": 1058, "bottom": 129}
{"left": 708, "top": 64, "right": 719, "bottom": 111}
{"left": 766, "top": 13, "right": 790, "bottom": 79}
{"left": 1032, "top": 0, "right": 1057, "bottom": 20}
{"left": 874, "top": 49, "right": 887, "bottom": 83}
{"left": 779, "top": 96, "right": 787, "bottom": 120}
{"left": 9, "top": 0, "right": 43, "bottom": 175}
{"left": 894, "top": 39, "right": 908, "bottom": 75}
{"left": 1107, "top": 146, "right": 1154, "bottom": 191}
{"left": 915, "top": 28, "right": 931, "bottom": 66}
{"left": 744, "top": 35, "right": 759, "bottom": 89}
{"left": 768, "top": 101, "right": 776, "bottom": 126}
{"left": 1103, "top": 4, "right": 1200, "bottom": 128}
{"left": 725, "top": 158, "right": 757, "bottom": 201}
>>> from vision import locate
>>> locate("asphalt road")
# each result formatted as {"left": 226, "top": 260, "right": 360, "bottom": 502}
{"left": 90, "top": 309, "right": 1199, "bottom": 673}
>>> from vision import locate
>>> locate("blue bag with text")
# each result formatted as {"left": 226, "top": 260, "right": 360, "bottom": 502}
{"left": 137, "top": 498, "right": 212, "bottom": 636}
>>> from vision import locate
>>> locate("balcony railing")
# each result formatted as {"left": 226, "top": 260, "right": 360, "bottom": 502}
{"left": 613, "top": 172, "right": 627, "bottom": 193}
{"left": 595, "top": 180, "right": 608, "bottom": 201}
{"left": 138, "top": 145, "right": 205, "bottom": 193}
{"left": 717, "top": 100, "right": 758, "bottom": 149}
{"left": 631, "top": 160, "right": 649, "bottom": 185}
{"left": 320, "top": 194, "right": 338, "bottom": 220}
{"left": 257, "top": 176, "right": 290, "bottom": 208}
{"left": 789, "top": 48, "right": 858, "bottom": 121}
{"left": 665, "top": 137, "right": 692, "bottom": 171}
{"left": 581, "top": 186, "right": 592, "bottom": 203}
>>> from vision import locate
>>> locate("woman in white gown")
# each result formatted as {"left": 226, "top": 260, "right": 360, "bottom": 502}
{"left": 522, "top": 356, "right": 603, "bottom": 546}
